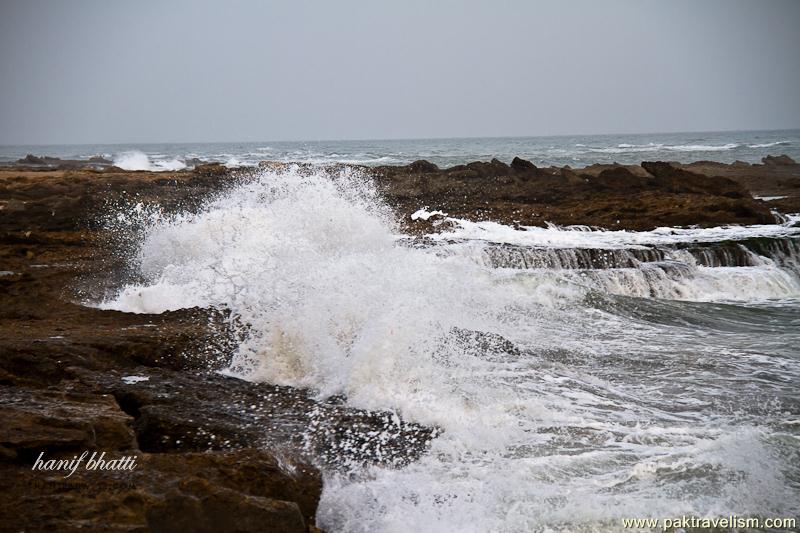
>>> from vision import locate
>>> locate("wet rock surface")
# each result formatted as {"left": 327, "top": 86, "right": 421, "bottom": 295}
{"left": 374, "top": 157, "right": 792, "bottom": 231}
{"left": 676, "top": 155, "right": 800, "bottom": 214}
{"left": 0, "top": 258, "right": 435, "bottom": 531}
{"left": 0, "top": 168, "right": 436, "bottom": 531}
{"left": 1, "top": 157, "right": 798, "bottom": 531}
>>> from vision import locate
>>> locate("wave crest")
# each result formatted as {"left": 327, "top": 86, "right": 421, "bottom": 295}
{"left": 113, "top": 150, "right": 187, "bottom": 171}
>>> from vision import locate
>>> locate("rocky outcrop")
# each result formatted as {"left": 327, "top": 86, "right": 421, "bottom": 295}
{"left": 678, "top": 155, "right": 800, "bottom": 198}
{"left": 194, "top": 162, "right": 230, "bottom": 176}
{"left": 0, "top": 168, "right": 233, "bottom": 232}
{"left": 0, "top": 444, "right": 320, "bottom": 532}
{"left": 0, "top": 256, "right": 435, "bottom": 531}
{"left": 1, "top": 389, "right": 137, "bottom": 458}
{"left": 0, "top": 166, "right": 437, "bottom": 531}
{"left": 374, "top": 158, "right": 778, "bottom": 231}
{"left": 7, "top": 154, "right": 118, "bottom": 170}
{"left": 762, "top": 154, "right": 796, "bottom": 166}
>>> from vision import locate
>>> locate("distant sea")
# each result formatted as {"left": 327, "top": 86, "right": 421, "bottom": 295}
{"left": 1, "top": 129, "right": 798, "bottom": 171}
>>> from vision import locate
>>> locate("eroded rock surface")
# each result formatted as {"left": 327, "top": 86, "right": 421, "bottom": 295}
{"left": 374, "top": 158, "right": 786, "bottom": 231}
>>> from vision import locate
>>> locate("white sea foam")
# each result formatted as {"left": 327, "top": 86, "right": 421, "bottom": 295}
{"left": 121, "top": 375, "right": 150, "bottom": 384}
{"left": 514, "top": 265, "right": 800, "bottom": 302}
{"left": 756, "top": 195, "right": 788, "bottom": 201}
{"left": 113, "top": 150, "right": 187, "bottom": 171}
{"left": 410, "top": 208, "right": 447, "bottom": 221}
{"left": 224, "top": 156, "right": 255, "bottom": 168}
{"left": 749, "top": 141, "right": 788, "bottom": 148}
{"left": 589, "top": 143, "right": 662, "bottom": 154}
{"left": 588, "top": 142, "right": 739, "bottom": 154}
{"left": 113, "top": 151, "right": 151, "bottom": 170}
{"left": 100, "top": 166, "right": 800, "bottom": 531}
{"left": 665, "top": 143, "right": 739, "bottom": 152}
{"left": 428, "top": 215, "right": 800, "bottom": 249}
{"left": 101, "top": 166, "right": 552, "bottom": 422}
{"left": 440, "top": 241, "right": 800, "bottom": 302}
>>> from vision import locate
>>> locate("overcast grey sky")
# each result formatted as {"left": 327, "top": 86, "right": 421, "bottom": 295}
{"left": 1, "top": 0, "right": 798, "bottom": 145}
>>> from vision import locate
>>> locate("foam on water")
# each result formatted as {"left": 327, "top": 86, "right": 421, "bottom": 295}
{"left": 100, "top": 166, "right": 800, "bottom": 531}
{"left": 113, "top": 150, "right": 187, "bottom": 171}
{"left": 749, "top": 141, "right": 789, "bottom": 148}
{"left": 429, "top": 215, "right": 800, "bottom": 249}
{"left": 509, "top": 265, "right": 800, "bottom": 302}
{"left": 101, "top": 165, "right": 536, "bottom": 423}
{"left": 588, "top": 142, "right": 740, "bottom": 154}
{"left": 4, "top": 129, "right": 798, "bottom": 168}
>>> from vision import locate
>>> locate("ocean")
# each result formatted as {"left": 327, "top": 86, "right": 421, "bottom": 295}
{"left": 1, "top": 129, "right": 799, "bottom": 170}
{"left": 87, "top": 142, "right": 800, "bottom": 532}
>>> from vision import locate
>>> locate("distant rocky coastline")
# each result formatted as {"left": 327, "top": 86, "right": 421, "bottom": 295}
{"left": 3, "top": 152, "right": 799, "bottom": 229}
{"left": 1, "top": 155, "right": 798, "bottom": 531}
{"left": 373, "top": 156, "right": 798, "bottom": 231}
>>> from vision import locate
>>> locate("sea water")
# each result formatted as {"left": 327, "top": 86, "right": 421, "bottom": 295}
{"left": 2, "top": 129, "right": 799, "bottom": 170}
{"left": 98, "top": 164, "right": 800, "bottom": 531}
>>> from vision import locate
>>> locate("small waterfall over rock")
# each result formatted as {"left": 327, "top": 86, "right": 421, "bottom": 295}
{"left": 437, "top": 236, "right": 800, "bottom": 301}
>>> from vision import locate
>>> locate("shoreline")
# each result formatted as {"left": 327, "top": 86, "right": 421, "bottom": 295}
{"left": 1, "top": 156, "right": 798, "bottom": 530}
{"left": 2, "top": 153, "right": 798, "bottom": 230}
{"left": 2, "top": 129, "right": 798, "bottom": 170}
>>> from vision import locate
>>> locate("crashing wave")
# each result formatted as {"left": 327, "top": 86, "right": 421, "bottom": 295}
{"left": 113, "top": 150, "right": 187, "bottom": 171}
{"left": 99, "top": 164, "right": 800, "bottom": 531}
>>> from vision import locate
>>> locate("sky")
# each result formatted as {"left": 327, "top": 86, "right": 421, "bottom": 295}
{"left": 1, "top": 0, "right": 799, "bottom": 145}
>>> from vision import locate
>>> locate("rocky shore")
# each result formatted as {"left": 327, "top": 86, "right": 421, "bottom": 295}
{"left": 374, "top": 155, "right": 798, "bottom": 231}
{"left": 1, "top": 155, "right": 798, "bottom": 531}
{"left": 0, "top": 164, "right": 434, "bottom": 532}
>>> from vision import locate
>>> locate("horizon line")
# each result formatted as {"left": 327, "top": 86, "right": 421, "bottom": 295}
{"left": 2, "top": 127, "right": 799, "bottom": 149}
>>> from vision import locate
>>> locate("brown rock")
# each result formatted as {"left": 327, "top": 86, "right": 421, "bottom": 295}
{"left": 193, "top": 162, "right": 230, "bottom": 176}
{"left": 407, "top": 160, "right": 439, "bottom": 173}
{"left": 0, "top": 449, "right": 320, "bottom": 532}
{"left": 375, "top": 158, "right": 777, "bottom": 231}
{"left": 761, "top": 154, "right": 796, "bottom": 166}
{"left": 0, "top": 388, "right": 137, "bottom": 459}
{"left": 147, "top": 483, "right": 307, "bottom": 533}
{"left": 510, "top": 156, "right": 536, "bottom": 172}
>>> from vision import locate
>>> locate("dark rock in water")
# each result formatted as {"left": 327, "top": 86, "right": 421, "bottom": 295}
{"left": 184, "top": 157, "right": 207, "bottom": 167}
{"left": 407, "top": 159, "right": 439, "bottom": 173}
{"left": 511, "top": 156, "right": 536, "bottom": 172}
{"left": 194, "top": 162, "right": 230, "bottom": 176}
{"left": 19, "top": 154, "right": 47, "bottom": 165}
{"left": 11, "top": 154, "right": 116, "bottom": 170}
{"left": 762, "top": 154, "right": 796, "bottom": 166}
